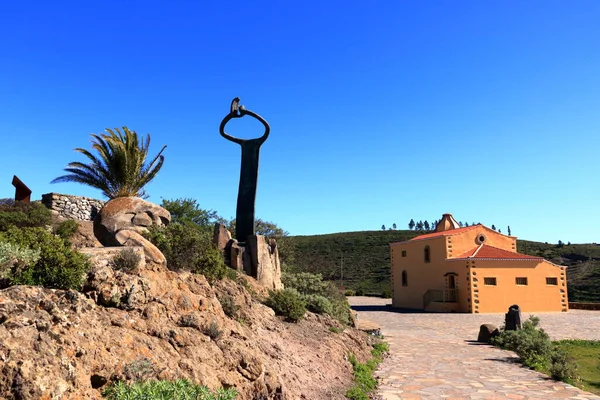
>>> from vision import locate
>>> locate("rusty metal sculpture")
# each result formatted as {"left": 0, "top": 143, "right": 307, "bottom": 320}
{"left": 219, "top": 98, "right": 270, "bottom": 243}
{"left": 12, "top": 175, "right": 32, "bottom": 202}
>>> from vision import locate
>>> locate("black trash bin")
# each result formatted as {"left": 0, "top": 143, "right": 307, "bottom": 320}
{"left": 505, "top": 304, "right": 522, "bottom": 331}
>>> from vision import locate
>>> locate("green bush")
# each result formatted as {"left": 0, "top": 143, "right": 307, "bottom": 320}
{"left": 381, "top": 288, "right": 392, "bottom": 298}
{"left": 282, "top": 272, "right": 351, "bottom": 324}
{"left": 344, "top": 289, "right": 356, "bottom": 296}
{"left": 103, "top": 378, "right": 237, "bottom": 400}
{"left": 549, "top": 347, "right": 578, "bottom": 381}
{"left": 54, "top": 219, "right": 79, "bottom": 240}
{"left": 145, "top": 222, "right": 228, "bottom": 280}
{"left": 0, "top": 201, "right": 52, "bottom": 231}
{"left": 345, "top": 342, "right": 389, "bottom": 400}
{"left": 265, "top": 288, "right": 306, "bottom": 322}
{"left": 304, "top": 294, "right": 333, "bottom": 315}
{"left": 0, "top": 227, "right": 90, "bottom": 290}
{"left": 111, "top": 248, "right": 142, "bottom": 272}
{"left": 0, "top": 241, "right": 41, "bottom": 279}
{"left": 355, "top": 288, "right": 364, "bottom": 296}
{"left": 492, "top": 315, "right": 578, "bottom": 382}
{"left": 372, "top": 342, "right": 390, "bottom": 359}
{"left": 282, "top": 272, "right": 330, "bottom": 296}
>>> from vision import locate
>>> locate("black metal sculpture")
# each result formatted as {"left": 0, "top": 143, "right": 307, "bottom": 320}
{"left": 219, "top": 98, "right": 270, "bottom": 243}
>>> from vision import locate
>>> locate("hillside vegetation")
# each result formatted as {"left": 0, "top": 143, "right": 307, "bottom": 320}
{"left": 289, "top": 230, "right": 600, "bottom": 302}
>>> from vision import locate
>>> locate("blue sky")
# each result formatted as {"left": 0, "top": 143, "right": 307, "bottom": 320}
{"left": 1, "top": 1, "right": 598, "bottom": 244}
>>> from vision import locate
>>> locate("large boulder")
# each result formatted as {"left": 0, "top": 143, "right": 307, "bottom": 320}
{"left": 94, "top": 197, "right": 170, "bottom": 264}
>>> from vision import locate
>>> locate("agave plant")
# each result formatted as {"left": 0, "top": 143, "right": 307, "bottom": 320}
{"left": 52, "top": 127, "right": 166, "bottom": 199}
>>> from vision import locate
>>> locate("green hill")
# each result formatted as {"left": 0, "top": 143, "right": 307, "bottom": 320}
{"left": 288, "top": 230, "right": 600, "bottom": 302}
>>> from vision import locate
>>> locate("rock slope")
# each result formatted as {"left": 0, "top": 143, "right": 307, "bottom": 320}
{"left": 0, "top": 260, "right": 373, "bottom": 399}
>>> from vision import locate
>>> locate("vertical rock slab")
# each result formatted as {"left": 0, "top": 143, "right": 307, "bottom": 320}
{"left": 246, "top": 235, "right": 282, "bottom": 291}
{"left": 213, "top": 223, "right": 232, "bottom": 252}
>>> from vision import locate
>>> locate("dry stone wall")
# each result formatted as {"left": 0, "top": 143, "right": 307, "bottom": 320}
{"left": 41, "top": 193, "right": 105, "bottom": 221}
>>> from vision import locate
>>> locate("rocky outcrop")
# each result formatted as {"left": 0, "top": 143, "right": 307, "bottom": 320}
{"left": 70, "top": 220, "right": 103, "bottom": 248}
{"left": 42, "top": 193, "right": 105, "bottom": 221}
{"left": 0, "top": 261, "right": 373, "bottom": 399}
{"left": 477, "top": 323, "right": 499, "bottom": 343}
{"left": 213, "top": 224, "right": 283, "bottom": 291}
{"left": 246, "top": 235, "right": 282, "bottom": 291}
{"left": 213, "top": 224, "right": 232, "bottom": 252}
{"left": 94, "top": 197, "right": 171, "bottom": 264}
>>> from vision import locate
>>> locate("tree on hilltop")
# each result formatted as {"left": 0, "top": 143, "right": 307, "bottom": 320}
{"left": 52, "top": 127, "right": 166, "bottom": 199}
{"left": 408, "top": 219, "right": 415, "bottom": 230}
{"left": 424, "top": 220, "right": 430, "bottom": 231}
{"left": 381, "top": 224, "right": 386, "bottom": 230}
{"left": 392, "top": 223, "right": 397, "bottom": 230}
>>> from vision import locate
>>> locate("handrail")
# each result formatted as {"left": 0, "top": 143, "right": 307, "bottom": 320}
{"left": 423, "top": 289, "right": 458, "bottom": 308}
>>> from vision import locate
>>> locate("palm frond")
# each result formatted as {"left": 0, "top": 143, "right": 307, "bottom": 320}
{"left": 51, "top": 126, "right": 167, "bottom": 199}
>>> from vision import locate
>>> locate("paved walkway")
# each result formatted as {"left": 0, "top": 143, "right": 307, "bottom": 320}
{"left": 348, "top": 297, "right": 600, "bottom": 400}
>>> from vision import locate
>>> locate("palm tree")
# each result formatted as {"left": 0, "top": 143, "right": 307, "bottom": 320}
{"left": 52, "top": 127, "right": 167, "bottom": 199}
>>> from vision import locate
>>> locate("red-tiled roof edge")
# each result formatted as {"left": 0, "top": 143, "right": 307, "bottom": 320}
{"left": 404, "top": 225, "right": 479, "bottom": 242}
{"left": 451, "top": 244, "right": 544, "bottom": 260}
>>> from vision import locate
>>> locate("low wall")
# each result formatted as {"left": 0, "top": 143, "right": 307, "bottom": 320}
{"left": 569, "top": 302, "right": 600, "bottom": 310}
{"left": 41, "top": 193, "right": 105, "bottom": 221}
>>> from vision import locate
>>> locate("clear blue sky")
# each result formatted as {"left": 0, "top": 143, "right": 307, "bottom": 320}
{"left": 1, "top": 1, "right": 598, "bottom": 244}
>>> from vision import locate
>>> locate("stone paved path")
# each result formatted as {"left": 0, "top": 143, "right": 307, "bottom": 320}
{"left": 348, "top": 297, "right": 600, "bottom": 400}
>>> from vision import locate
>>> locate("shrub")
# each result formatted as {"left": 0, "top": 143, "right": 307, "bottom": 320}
{"left": 381, "top": 288, "right": 392, "bottom": 298}
{"left": 345, "top": 342, "right": 389, "bottom": 400}
{"left": 218, "top": 294, "right": 240, "bottom": 319}
{"left": 344, "top": 289, "right": 356, "bottom": 296}
{"left": 282, "top": 272, "right": 330, "bottom": 296}
{"left": 355, "top": 288, "right": 364, "bottom": 296}
{"left": 492, "top": 315, "right": 578, "bottom": 382}
{"left": 0, "top": 227, "right": 90, "bottom": 290}
{"left": 111, "top": 248, "right": 142, "bottom": 272}
{"left": 0, "top": 241, "right": 41, "bottom": 279}
{"left": 0, "top": 201, "right": 52, "bottom": 231}
{"left": 549, "top": 348, "right": 578, "bottom": 381}
{"left": 282, "top": 271, "right": 351, "bottom": 324}
{"left": 372, "top": 342, "right": 390, "bottom": 359}
{"left": 54, "top": 219, "right": 79, "bottom": 240}
{"left": 145, "top": 222, "right": 228, "bottom": 280}
{"left": 304, "top": 294, "right": 333, "bottom": 315}
{"left": 265, "top": 288, "right": 306, "bottom": 322}
{"left": 103, "top": 378, "right": 237, "bottom": 400}
{"left": 123, "top": 358, "right": 154, "bottom": 381}
{"left": 203, "top": 320, "right": 222, "bottom": 340}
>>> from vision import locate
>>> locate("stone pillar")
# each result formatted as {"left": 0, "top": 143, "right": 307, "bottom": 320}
{"left": 246, "top": 235, "right": 282, "bottom": 291}
{"left": 213, "top": 223, "right": 282, "bottom": 290}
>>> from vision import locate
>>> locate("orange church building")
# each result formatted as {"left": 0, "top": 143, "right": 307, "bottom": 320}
{"left": 390, "top": 214, "right": 568, "bottom": 313}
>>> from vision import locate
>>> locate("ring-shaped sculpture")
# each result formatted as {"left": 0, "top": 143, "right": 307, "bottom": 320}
{"left": 219, "top": 98, "right": 270, "bottom": 243}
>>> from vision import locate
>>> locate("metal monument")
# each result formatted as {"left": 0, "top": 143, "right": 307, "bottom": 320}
{"left": 12, "top": 175, "right": 32, "bottom": 202}
{"left": 219, "top": 98, "right": 270, "bottom": 243}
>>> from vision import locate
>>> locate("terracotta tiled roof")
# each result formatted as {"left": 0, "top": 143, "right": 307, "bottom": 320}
{"left": 409, "top": 225, "right": 480, "bottom": 241}
{"left": 454, "top": 244, "right": 542, "bottom": 260}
